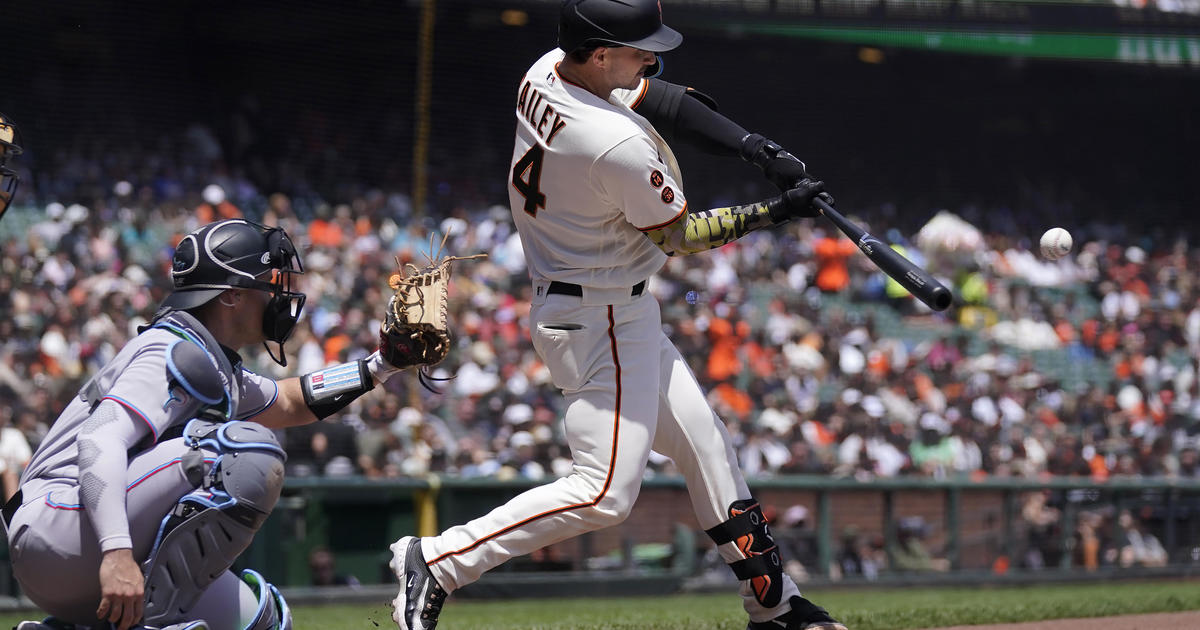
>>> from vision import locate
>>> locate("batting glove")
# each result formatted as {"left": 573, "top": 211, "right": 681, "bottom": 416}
{"left": 766, "top": 178, "right": 827, "bottom": 223}
{"left": 741, "top": 133, "right": 809, "bottom": 192}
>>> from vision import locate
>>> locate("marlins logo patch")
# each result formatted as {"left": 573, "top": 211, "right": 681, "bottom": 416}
{"left": 660, "top": 187, "right": 674, "bottom": 203}
{"left": 649, "top": 169, "right": 664, "bottom": 188}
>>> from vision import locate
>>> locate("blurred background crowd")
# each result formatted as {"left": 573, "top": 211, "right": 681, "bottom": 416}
{"left": 3, "top": 2, "right": 1199, "bottom": 493}
{"left": 1, "top": 116, "right": 1197, "bottom": 496}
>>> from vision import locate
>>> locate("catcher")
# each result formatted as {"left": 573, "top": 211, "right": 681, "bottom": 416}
{"left": 7, "top": 219, "right": 461, "bottom": 630}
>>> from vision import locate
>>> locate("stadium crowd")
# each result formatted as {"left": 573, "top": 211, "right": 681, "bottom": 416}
{"left": 1, "top": 124, "right": 1199, "bottom": 500}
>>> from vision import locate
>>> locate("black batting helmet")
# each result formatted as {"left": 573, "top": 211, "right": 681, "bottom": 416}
{"left": 558, "top": 0, "right": 682, "bottom": 55}
{"left": 0, "top": 112, "right": 23, "bottom": 219}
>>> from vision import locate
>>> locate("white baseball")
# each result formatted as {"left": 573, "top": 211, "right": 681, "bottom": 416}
{"left": 1040, "top": 227, "right": 1073, "bottom": 260}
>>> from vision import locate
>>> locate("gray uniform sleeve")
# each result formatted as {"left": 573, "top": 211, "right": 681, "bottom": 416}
{"left": 78, "top": 399, "right": 154, "bottom": 552}
{"left": 235, "top": 368, "right": 279, "bottom": 422}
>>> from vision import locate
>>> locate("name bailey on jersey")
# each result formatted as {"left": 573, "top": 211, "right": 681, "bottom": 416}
{"left": 517, "top": 77, "right": 567, "bottom": 146}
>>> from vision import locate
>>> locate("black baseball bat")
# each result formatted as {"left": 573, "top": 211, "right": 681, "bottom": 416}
{"left": 814, "top": 198, "right": 953, "bottom": 312}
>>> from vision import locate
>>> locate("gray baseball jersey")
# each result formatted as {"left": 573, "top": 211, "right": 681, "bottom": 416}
{"left": 8, "top": 311, "right": 278, "bottom": 625}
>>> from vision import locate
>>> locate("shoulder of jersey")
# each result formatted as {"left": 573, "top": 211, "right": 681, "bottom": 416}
{"left": 530, "top": 51, "right": 641, "bottom": 124}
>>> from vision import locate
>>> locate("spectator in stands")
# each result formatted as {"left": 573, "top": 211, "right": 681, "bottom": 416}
{"left": 194, "top": 184, "right": 242, "bottom": 223}
{"left": 1020, "top": 490, "right": 1062, "bottom": 570}
{"left": 1116, "top": 509, "right": 1168, "bottom": 568}
{"left": 833, "top": 525, "right": 883, "bottom": 581}
{"left": 772, "top": 504, "right": 818, "bottom": 583}
{"left": 0, "top": 405, "right": 32, "bottom": 501}
{"left": 1177, "top": 446, "right": 1200, "bottom": 478}
{"left": 308, "top": 546, "right": 361, "bottom": 588}
{"left": 891, "top": 516, "right": 949, "bottom": 573}
{"left": 4, "top": 98, "right": 1200, "bottom": 495}
{"left": 813, "top": 229, "right": 857, "bottom": 293}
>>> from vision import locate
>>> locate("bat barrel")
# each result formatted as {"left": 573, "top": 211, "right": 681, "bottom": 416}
{"left": 815, "top": 199, "right": 953, "bottom": 312}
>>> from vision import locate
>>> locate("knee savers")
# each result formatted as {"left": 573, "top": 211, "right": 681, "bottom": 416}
{"left": 142, "top": 420, "right": 287, "bottom": 627}
{"left": 705, "top": 499, "right": 783, "bottom": 609}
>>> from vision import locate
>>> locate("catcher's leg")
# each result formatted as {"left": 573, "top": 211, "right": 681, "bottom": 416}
{"left": 9, "top": 437, "right": 203, "bottom": 626}
{"left": 142, "top": 419, "right": 289, "bottom": 629}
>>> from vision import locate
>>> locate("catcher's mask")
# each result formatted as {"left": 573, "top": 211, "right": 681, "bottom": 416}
{"left": 0, "top": 112, "right": 23, "bottom": 221}
{"left": 163, "top": 219, "right": 306, "bottom": 366}
{"left": 558, "top": 0, "right": 682, "bottom": 78}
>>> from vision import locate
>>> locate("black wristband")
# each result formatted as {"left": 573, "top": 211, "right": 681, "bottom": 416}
{"left": 301, "top": 359, "right": 376, "bottom": 420}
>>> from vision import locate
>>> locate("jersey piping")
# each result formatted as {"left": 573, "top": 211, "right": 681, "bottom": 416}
{"left": 101, "top": 395, "right": 158, "bottom": 440}
{"left": 629, "top": 79, "right": 650, "bottom": 109}
{"left": 39, "top": 456, "right": 218, "bottom": 511}
{"left": 427, "top": 305, "right": 624, "bottom": 567}
{"left": 636, "top": 202, "right": 688, "bottom": 232}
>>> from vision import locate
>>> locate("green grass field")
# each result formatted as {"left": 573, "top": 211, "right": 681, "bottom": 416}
{"left": 2, "top": 581, "right": 1198, "bottom": 629}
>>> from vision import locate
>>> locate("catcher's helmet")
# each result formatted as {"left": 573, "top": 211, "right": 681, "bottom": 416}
{"left": 164, "top": 219, "right": 306, "bottom": 363}
{"left": 0, "top": 112, "right": 23, "bottom": 219}
{"left": 558, "top": 0, "right": 682, "bottom": 54}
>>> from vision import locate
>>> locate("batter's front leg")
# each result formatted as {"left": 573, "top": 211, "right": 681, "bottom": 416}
{"left": 420, "top": 301, "right": 664, "bottom": 593}
{"left": 650, "top": 334, "right": 801, "bottom": 623}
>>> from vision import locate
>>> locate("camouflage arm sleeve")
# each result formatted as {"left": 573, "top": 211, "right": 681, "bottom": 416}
{"left": 642, "top": 201, "right": 782, "bottom": 256}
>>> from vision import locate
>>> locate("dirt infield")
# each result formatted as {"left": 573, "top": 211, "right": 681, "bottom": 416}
{"left": 926, "top": 610, "right": 1200, "bottom": 630}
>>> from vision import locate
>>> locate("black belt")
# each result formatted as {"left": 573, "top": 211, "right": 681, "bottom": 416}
{"left": 548, "top": 280, "right": 645, "bottom": 298}
{"left": 2, "top": 489, "right": 21, "bottom": 529}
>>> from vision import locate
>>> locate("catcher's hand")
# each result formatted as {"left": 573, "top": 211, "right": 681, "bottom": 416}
{"left": 378, "top": 236, "right": 485, "bottom": 372}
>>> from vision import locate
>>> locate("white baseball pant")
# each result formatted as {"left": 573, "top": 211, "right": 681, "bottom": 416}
{"left": 420, "top": 288, "right": 800, "bottom": 621}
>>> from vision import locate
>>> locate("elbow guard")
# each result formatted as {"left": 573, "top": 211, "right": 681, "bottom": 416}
{"left": 301, "top": 360, "right": 375, "bottom": 420}
{"left": 635, "top": 80, "right": 744, "bottom": 155}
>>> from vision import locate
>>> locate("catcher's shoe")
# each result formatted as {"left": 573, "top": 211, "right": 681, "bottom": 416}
{"left": 390, "top": 536, "right": 448, "bottom": 630}
{"left": 14, "top": 619, "right": 76, "bottom": 630}
{"left": 747, "top": 595, "right": 848, "bottom": 630}
{"left": 14, "top": 619, "right": 209, "bottom": 630}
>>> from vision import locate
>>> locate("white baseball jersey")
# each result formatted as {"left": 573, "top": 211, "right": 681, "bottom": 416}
{"left": 508, "top": 49, "right": 687, "bottom": 289}
{"left": 416, "top": 48, "right": 803, "bottom": 626}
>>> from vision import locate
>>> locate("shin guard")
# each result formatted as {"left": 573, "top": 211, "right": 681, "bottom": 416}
{"left": 705, "top": 499, "right": 783, "bottom": 609}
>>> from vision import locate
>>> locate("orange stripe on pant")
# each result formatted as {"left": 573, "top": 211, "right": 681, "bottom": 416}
{"left": 426, "top": 305, "right": 624, "bottom": 568}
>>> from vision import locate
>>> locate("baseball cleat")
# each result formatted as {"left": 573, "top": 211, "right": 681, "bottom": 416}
{"left": 390, "top": 536, "right": 447, "bottom": 630}
{"left": 14, "top": 620, "right": 74, "bottom": 630}
{"left": 747, "top": 595, "right": 849, "bottom": 630}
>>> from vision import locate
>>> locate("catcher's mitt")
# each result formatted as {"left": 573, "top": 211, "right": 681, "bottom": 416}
{"left": 379, "top": 234, "right": 484, "bottom": 376}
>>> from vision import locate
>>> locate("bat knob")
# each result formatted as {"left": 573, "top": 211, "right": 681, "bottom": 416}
{"left": 929, "top": 286, "right": 953, "bottom": 312}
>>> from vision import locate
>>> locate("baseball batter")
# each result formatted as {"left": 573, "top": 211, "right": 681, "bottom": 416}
{"left": 7, "top": 219, "right": 428, "bottom": 630}
{"left": 0, "top": 111, "right": 22, "bottom": 222}
{"left": 390, "top": 2, "right": 846, "bottom": 630}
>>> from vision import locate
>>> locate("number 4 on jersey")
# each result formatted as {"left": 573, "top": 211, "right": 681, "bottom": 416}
{"left": 512, "top": 144, "right": 546, "bottom": 217}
